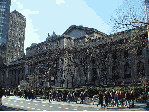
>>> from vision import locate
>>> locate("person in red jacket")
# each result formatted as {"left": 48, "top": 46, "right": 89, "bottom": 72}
{"left": 121, "top": 91, "right": 124, "bottom": 106}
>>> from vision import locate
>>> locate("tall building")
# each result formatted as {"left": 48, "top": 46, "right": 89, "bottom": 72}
{"left": 0, "top": 0, "right": 11, "bottom": 64}
{"left": 6, "top": 10, "right": 26, "bottom": 62}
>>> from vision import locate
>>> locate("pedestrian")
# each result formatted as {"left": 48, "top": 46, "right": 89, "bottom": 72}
{"left": 31, "top": 90, "right": 34, "bottom": 100}
{"left": 4, "top": 89, "right": 7, "bottom": 97}
{"left": 134, "top": 90, "right": 139, "bottom": 102}
{"left": 125, "top": 91, "right": 131, "bottom": 108}
{"left": 53, "top": 91, "right": 56, "bottom": 101}
{"left": 63, "top": 90, "right": 67, "bottom": 102}
{"left": 8, "top": 88, "right": 10, "bottom": 95}
{"left": 118, "top": 91, "right": 123, "bottom": 106}
{"left": 105, "top": 91, "right": 109, "bottom": 107}
{"left": 49, "top": 91, "right": 51, "bottom": 102}
{"left": 57, "top": 91, "right": 61, "bottom": 102}
{"left": 0, "top": 87, "right": 4, "bottom": 106}
{"left": 114, "top": 91, "right": 119, "bottom": 107}
{"left": 83, "top": 91, "right": 87, "bottom": 102}
{"left": 80, "top": 92, "right": 84, "bottom": 104}
{"left": 108, "top": 91, "right": 111, "bottom": 106}
{"left": 111, "top": 90, "right": 115, "bottom": 107}
{"left": 121, "top": 91, "right": 124, "bottom": 106}
{"left": 92, "top": 96, "right": 95, "bottom": 105}
{"left": 130, "top": 91, "right": 135, "bottom": 108}
{"left": 46, "top": 91, "right": 49, "bottom": 100}
{"left": 14, "top": 90, "right": 16, "bottom": 96}
{"left": 67, "top": 91, "right": 71, "bottom": 103}
{"left": 51, "top": 93, "right": 54, "bottom": 101}
{"left": 72, "top": 91, "right": 75, "bottom": 102}
{"left": 97, "top": 93, "right": 100, "bottom": 107}
{"left": 61, "top": 92, "right": 64, "bottom": 101}
{"left": 97, "top": 92, "right": 103, "bottom": 107}
{"left": 28, "top": 90, "right": 31, "bottom": 100}
{"left": 24, "top": 90, "right": 27, "bottom": 100}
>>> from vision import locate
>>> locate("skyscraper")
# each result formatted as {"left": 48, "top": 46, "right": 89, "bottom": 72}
{"left": 6, "top": 10, "right": 26, "bottom": 62}
{"left": 0, "top": 0, "right": 11, "bottom": 64}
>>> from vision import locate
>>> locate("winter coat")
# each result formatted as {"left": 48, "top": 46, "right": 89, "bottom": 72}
{"left": 99, "top": 94, "right": 103, "bottom": 102}
{"left": 131, "top": 93, "right": 135, "bottom": 100}
{"left": 126, "top": 92, "right": 131, "bottom": 100}
{"left": 0, "top": 89, "right": 3, "bottom": 98}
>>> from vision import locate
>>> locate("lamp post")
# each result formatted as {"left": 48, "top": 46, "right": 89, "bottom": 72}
{"left": 62, "top": 79, "right": 65, "bottom": 87}
{"left": 67, "top": 79, "right": 68, "bottom": 88}
{"left": 48, "top": 68, "right": 51, "bottom": 89}
{"left": 71, "top": 74, "right": 74, "bottom": 88}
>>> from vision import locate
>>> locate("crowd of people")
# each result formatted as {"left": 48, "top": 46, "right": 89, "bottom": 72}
{"left": 96, "top": 90, "right": 135, "bottom": 108}
{"left": 0, "top": 87, "right": 148, "bottom": 109}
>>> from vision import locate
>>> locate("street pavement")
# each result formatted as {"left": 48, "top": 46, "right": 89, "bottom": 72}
{"left": 0, "top": 96, "right": 149, "bottom": 111}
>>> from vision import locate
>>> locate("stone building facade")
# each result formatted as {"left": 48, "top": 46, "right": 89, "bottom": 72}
{"left": 0, "top": 58, "right": 26, "bottom": 88}
{"left": 0, "top": 25, "right": 148, "bottom": 89}
{"left": 25, "top": 25, "right": 148, "bottom": 88}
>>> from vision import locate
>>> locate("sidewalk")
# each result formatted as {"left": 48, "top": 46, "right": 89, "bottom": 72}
{"left": 2, "top": 96, "right": 149, "bottom": 111}
{"left": 39, "top": 98, "right": 148, "bottom": 110}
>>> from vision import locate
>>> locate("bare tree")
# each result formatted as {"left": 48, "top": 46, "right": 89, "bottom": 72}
{"left": 110, "top": 0, "right": 149, "bottom": 33}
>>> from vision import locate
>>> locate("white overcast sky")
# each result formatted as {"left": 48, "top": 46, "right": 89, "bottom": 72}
{"left": 10, "top": 0, "right": 146, "bottom": 54}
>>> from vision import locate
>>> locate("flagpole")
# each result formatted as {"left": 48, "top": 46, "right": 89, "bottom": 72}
{"left": 145, "top": 0, "right": 148, "bottom": 94}
{"left": 145, "top": 0, "right": 149, "bottom": 38}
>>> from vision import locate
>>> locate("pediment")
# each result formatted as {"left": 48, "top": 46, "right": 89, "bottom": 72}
{"left": 66, "top": 29, "right": 87, "bottom": 38}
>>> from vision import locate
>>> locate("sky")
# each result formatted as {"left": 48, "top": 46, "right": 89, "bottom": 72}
{"left": 10, "top": 0, "right": 147, "bottom": 54}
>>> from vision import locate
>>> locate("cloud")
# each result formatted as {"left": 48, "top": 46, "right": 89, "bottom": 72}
{"left": 56, "top": 0, "right": 65, "bottom": 5}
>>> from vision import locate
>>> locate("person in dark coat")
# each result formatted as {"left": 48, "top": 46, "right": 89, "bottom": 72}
{"left": 63, "top": 90, "right": 67, "bottom": 102}
{"left": 108, "top": 91, "right": 111, "bottom": 106}
{"left": 105, "top": 92, "right": 109, "bottom": 107}
{"left": 49, "top": 91, "right": 51, "bottom": 102}
{"left": 24, "top": 90, "right": 27, "bottom": 100}
{"left": 28, "top": 90, "right": 31, "bottom": 100}
{"left": 97, "top": 92, "right": 103, "bottom": 107}
{"left": 126, "top": 91, "right": 131, "bottom": 108}
{"left": 111, "top": 90, "right": 115, "bottom": 107}
{"left": 0, "top": 87, "right": 4, "bottom": 106}
{"left": 114, "top": 91, "right": 119, "bottom": 107}
{"left": 130, "top": 91, "right": 135, "bottom": 108}
{"left": 80, "top": 92, "right": 84, "bottom": 104}
{"left": 31, "top": 90, "right": 34, "bottom": 100}
{"left": 46, "top": 91, "right": 49, "bottom": 100}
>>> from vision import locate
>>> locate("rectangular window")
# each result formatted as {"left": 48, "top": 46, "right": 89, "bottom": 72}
{"left": 124, "top": 50, "right": 128, "bottom": 58}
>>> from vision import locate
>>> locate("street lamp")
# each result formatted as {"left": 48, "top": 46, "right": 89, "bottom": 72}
{"left": 48, "top": 68, "right": 51, "bottom": 89}
{"left": 62, "top": 79, "right": 65, "bottom": 87}
{"left": 71, "top": 74, "right": 74, "bottom": 88}
{"left": 67, "top": 79, "right": 68, "bottom": 88}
